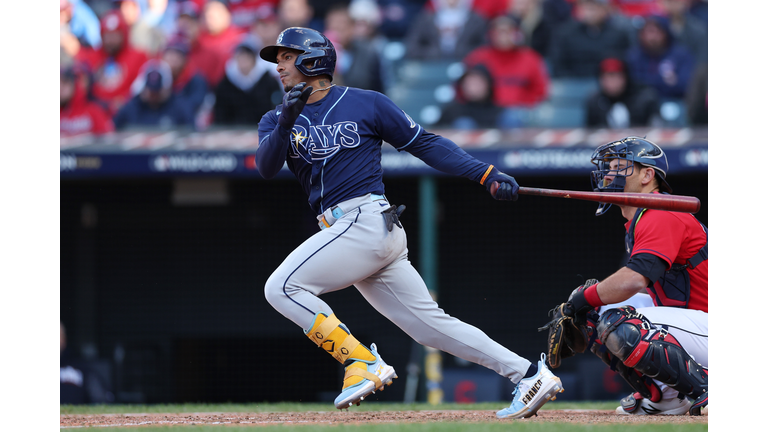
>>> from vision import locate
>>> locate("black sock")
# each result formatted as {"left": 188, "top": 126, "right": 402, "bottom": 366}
{"left": 523, "top": 363, "right": 538, "bottom": 379}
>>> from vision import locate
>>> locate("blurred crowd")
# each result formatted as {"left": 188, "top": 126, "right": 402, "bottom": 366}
{"left": 60, "top": 0, "right": 708, "bottom": 136}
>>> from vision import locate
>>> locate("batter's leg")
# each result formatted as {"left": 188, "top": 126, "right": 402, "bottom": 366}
{"left": 263, "top": 207, "right": 403, "bottom": 330}
{"left": 354, "top": 253, "right": 532, "bottom": 383}
{"left": 262, "top": 205, "right": 405, "bottom": 409}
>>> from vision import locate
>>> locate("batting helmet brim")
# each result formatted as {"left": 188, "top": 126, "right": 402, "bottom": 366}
{"left": 259, "top": 44, "right": 302, "bottom": 64}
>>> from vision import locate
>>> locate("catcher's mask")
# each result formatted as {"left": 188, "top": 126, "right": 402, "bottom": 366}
{"left": 590, "top": 136, "right": 672, "bottom": 216}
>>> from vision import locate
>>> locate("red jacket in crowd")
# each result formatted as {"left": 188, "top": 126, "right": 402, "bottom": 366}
{"left": 185, "top": 38, "right": 226, "bottom": 88}
{"left": 60, "top": 79, "right": 115, "bottom": 136}
{"left": 464, "top": 46, "right": 549, "bottom": 107}
{"left": 197, "top": 25, "right": 247, "bottom": 60}
{"left": 76, "top": 10, "right": 149, "bottom": 114}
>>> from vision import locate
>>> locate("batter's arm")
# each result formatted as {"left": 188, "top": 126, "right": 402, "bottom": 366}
{"left": 400, "top": 131, "right": 488, "bottom": 181}
{"left": 256, "top": 113, "right": 291, "bottom": 179}
{"left": 403, "top": 132, "right": 519, "bottom": 200}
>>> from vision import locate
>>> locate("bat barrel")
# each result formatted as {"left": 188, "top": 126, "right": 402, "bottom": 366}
{"left": 517, "top": 187, "right": 700, "bottom": 214}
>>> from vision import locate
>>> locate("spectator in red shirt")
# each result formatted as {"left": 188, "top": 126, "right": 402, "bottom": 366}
{"left": 197, "top": 0, "right": 247, "bottom": 59}
{"left": 176, "top": 1, "right": 226, "bottom": 88}
{"left": 471, "top": 0, "right": 510, "bottom": 19}
{"left": 463, "top": 15, "right": 549, "bottom": 107}
{"left": 611, "top": 0, "right": 662, "bottom": 17}
{"left": 76, "top": 9, "right": 149, "bottom": 114}
{"left": 60, "top": 65, "right": 115, "bottom": 136}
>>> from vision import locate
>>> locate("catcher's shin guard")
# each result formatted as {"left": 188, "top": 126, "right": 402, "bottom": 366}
{"left": 588, "top": 311, "right": 662, "bottom": 402}
{"left": 597, "top": 306, "right": 708, "bottom": 415}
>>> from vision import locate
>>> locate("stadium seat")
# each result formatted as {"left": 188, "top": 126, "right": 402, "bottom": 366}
{"left": 659, "top": 99, "right": 689, "bottom": 127}
{"left": 527, "top": 102, "right": 586, "bottom": 128}
{"left": 387, "top": 60, "right": 464, "bottom": 124}
{"left": 396, "top": 60, "right": 463, "bottom": 87}
{"left": 547, "top": 78, "right": 599, "bottom": 107}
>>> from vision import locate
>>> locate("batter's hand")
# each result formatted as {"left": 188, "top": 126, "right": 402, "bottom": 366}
{"left": 485, "top": 167, "right": 519, "bottom": 201}
{"left": 278, "top": 82, "right": 313, "bottom": 130}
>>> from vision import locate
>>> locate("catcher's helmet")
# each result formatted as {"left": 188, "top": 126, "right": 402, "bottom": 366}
{"left": 259, "top": 27, "right": 337, "bottom": 80}
{"left": 590, "top": 136, "right": 672, "bottom": 216}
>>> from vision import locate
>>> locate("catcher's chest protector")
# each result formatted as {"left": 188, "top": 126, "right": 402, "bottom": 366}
{"left": 625, "top": 209, "right": 708, "bottom": 309}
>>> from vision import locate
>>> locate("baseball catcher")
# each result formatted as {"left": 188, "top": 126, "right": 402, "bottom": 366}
{"left": 541, "top": 137, "right": 708, "bottom": 416}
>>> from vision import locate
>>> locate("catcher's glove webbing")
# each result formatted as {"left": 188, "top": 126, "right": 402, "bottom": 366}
{"left": 538, "top": 304, "right": 588, "bottom": 368}
{"left": 538, "top": 279, "right": 599, "bottom": 368}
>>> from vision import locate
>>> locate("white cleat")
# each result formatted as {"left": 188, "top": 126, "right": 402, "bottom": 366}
{"left": 496, "top": 353, "right": 564, "bottom": 419}
{"left": 615, "top": 392, "right": 692, "bottom": 415}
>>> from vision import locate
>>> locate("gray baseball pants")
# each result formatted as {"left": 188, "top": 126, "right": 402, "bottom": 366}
{"left": 264, "top": 193, "right": 532, "bottom": 382}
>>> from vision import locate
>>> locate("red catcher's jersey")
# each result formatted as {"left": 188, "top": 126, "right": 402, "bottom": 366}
{"left": 626, "top": 208, "right": 708, "bottom": 313}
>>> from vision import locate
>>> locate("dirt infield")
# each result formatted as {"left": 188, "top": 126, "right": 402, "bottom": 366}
{"left": 60, "top": 409, "right": 708, "bottom": 428}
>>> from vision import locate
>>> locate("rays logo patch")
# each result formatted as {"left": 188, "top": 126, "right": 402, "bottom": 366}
{"left": 288, "top": 121, "right": 362, "bottom": 161}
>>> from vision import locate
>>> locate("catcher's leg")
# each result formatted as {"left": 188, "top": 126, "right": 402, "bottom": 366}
{"left": 597, "top": 306, "right": 708, "bottom": 416}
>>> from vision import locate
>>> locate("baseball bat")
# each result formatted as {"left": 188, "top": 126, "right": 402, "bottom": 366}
{"left": 490, "top": 182, "right": 700, "bottom": 213}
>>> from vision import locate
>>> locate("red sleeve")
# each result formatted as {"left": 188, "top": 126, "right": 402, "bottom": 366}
{"left": 525, "top": 51, "right": 549, "bottom": 105}
{"left": 463, "top": 48, "right": 486, "bottom": 69}
{"left": 630, "top": 210, "right": 685, "bottom": 269}
{"left": 87, "top": 103, "right": 115, "bottom": 134}
{"left": 75, "top": 47, "right": 101, "bottom": 70}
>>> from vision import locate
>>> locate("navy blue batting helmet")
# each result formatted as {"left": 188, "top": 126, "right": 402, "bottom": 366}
{"left": 259, "top": 27, "right": 337, "bottom": 80}
{"left": 590, "top": 136, "right": 672, "bottom": 216}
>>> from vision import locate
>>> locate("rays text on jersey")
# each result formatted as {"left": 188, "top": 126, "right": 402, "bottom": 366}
{"left": 289, "top": 121, "right": 362, "bottom": 161}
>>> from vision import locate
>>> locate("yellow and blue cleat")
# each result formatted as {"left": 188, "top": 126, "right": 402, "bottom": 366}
{"left": 334, "top": 343, "right": 397, "bottom": 410}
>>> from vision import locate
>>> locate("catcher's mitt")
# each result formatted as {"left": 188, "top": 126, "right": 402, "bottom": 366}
{"left": 538, "top": 303, "right": 589, "bottom": 369}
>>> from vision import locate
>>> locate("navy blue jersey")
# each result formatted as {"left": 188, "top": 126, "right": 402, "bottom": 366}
{"left": 257, "top": 86, "right": 489, "bottom": 215}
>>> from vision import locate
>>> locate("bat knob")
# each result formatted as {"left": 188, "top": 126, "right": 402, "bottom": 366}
{"left": 490, "top": 181, "right": 499, "bottom": 197}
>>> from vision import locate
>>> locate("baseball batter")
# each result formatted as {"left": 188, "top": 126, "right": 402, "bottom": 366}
{"left": 255, "top": 27, "right": 562, "bottom": 418}
{"left": 554, "top": 137, "right": 708, "bottom": 415}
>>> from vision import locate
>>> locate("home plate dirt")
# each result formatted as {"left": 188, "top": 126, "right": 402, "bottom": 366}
{"left": 60, "top": 410, "right": 708, "bottom": 428}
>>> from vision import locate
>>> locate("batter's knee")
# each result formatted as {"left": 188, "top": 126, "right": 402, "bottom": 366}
{"left": 263, "top": 272, "right": 284, "bottom": 309}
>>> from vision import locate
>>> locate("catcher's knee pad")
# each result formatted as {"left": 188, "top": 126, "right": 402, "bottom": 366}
{"left": 590, "top": 343, "right": 662, "bottom": 402}
{"left": 305, "top": 313, "right": 375, "bottom": 365}
{"left": 597, "top": 306, "right": 708, "bottom": 400}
